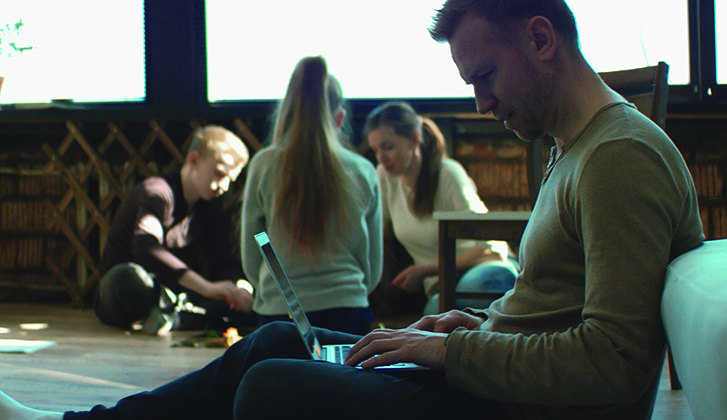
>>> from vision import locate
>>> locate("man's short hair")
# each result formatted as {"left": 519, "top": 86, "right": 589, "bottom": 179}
{"left": 188, "top": 125, "right": 248, "bottom": 167}
{"left": 430, "top": 0, "right": 579, "bottom": 49}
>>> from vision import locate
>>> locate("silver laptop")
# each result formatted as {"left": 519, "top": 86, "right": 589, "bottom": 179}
{"left": 254, "top": 231, "right": 426, "bottom": 371}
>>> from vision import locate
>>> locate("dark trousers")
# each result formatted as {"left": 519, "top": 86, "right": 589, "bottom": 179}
{"left": 93, "top": 262, "right": 256, "bottom": 331}
{"left": 64, "top": 322, "right": 511, "bottom": 420}
{"left": 259, "top": 306, "right": 374, "bottom": 336}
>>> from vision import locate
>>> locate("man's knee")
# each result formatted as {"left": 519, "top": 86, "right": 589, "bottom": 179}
{"left": 235, "top": 359, "right": 287, "bottom": 400}
{"left": 233, "top": 359, "right": 335, "bottom": 419}
{"left": 233, "top": 358, "right": 442, "bottom": 420}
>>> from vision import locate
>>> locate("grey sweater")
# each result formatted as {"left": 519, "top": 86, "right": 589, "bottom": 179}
{"left": 241, "top": 145, "right": 383, "bottom": 316}
{"left": 445, "top": 103, "right": 704, "bottom": 419}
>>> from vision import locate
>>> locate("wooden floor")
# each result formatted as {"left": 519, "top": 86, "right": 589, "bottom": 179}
{"left": 0, "top": 302, "right": 693, "bottom": 419}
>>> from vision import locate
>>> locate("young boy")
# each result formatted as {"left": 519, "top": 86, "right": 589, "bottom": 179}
{"left": 94, "top": 125, "right": 253, "bottom": 335}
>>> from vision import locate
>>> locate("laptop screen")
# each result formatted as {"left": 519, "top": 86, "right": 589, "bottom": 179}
{"left": 254, "top": 232, "right": 322, "bottom": 360}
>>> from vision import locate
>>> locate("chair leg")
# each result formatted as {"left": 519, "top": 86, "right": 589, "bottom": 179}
{"left": 667, "top": 346, "right": 682, "bottom": 390}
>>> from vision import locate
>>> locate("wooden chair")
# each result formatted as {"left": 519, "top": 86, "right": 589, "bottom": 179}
{"left": 435, "top": 61, "right": 679, "bottom": 387}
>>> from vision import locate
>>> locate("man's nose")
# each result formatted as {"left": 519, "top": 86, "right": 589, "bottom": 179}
{"left": 474, "top": 86, "right": 496, "bottom": 115}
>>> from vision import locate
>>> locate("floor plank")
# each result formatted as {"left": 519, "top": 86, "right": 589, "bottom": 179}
{"left": 0, "top": 302, "right": 693, "bottom": 418}
{"left": 0, "top": 302, "right": 223, "bottom": 412}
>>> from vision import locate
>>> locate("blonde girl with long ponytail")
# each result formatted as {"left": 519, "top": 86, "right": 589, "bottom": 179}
{"left": 241, "top": 56, "right": 383, "bottom": 335}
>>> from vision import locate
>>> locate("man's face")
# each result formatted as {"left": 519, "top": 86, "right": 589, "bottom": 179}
{"left": 449, "top": 14, "right": 554, "bottom": 141}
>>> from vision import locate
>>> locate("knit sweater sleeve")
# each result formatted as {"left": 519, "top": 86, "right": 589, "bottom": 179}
{"left": 240, "top": 151, "right": 268, "bottom": 290}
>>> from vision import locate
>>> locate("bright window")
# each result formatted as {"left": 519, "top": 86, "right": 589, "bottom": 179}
{"left": 206, "top": 0, "right": 470, "bottom": 102}
{"left": 207, "top": 1, "right": 690, "bottom": 103}
{"left": 568, "top": 0, "right": 690, "bottom": 85}
{"left": 717, "top": 0, "right": 727, "bottom": 84}
{"left": 0, "top": 0, "right": 145, "bottom": 105}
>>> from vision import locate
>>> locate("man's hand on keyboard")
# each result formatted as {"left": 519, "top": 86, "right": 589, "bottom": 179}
{"left": 409, "top": 310, "right": 484, "bottom": 333}
{"left": 343, "top": 328, "right": 447, "bottom": 370}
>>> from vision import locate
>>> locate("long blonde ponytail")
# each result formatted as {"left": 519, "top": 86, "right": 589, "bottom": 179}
{"left": 272, "top": 56, "right": 348, "bottom": 257}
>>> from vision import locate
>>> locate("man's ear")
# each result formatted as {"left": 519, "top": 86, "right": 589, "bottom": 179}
{"left": 526, "top": 16, "right": 556, "bottom": 61}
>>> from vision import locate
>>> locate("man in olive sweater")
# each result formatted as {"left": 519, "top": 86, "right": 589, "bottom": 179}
{"left": 347, "top": 0, "right": 704, "bottom": 418}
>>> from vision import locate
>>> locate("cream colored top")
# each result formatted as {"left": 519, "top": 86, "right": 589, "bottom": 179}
{"left": 378, "top": 158, "right": 507, "bottom": 297}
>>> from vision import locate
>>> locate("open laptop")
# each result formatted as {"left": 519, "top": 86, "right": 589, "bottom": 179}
{"left": 254, "top": 231, "right": 427, "bottom": 371}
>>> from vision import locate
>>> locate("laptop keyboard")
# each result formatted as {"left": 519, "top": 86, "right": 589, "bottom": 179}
{"left": 334, "top": 345, "right": 352, "bottom": 364}
{"left": 325, "top": 344, "right": 425, "bottom": 370}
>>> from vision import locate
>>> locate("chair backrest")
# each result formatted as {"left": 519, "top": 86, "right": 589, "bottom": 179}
{"left": 599, "top": 61, "right": 670, "bottom": 129}
{"left": 527, "top": 61, "right": 670, "bottom": 205}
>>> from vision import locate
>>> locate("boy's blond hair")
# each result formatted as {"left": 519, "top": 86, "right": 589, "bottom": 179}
{"left": 188, "top": 125, "right": 249, "bottom": 168}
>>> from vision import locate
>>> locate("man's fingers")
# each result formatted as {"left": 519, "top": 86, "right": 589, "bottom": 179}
{"left": 347, "top": 329, "right": 447, "bottom": 370}
{"left": 358, "top": 349, "right": 404, "bottom": 369}
{"left": 409, "top": 314, "right": 440, "bottom": 331}
{"left": 410, "top": 311, "right": 482, "bottom": 333}
{"left": 345, "top": 329, "right": 397, "bottom": 366}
